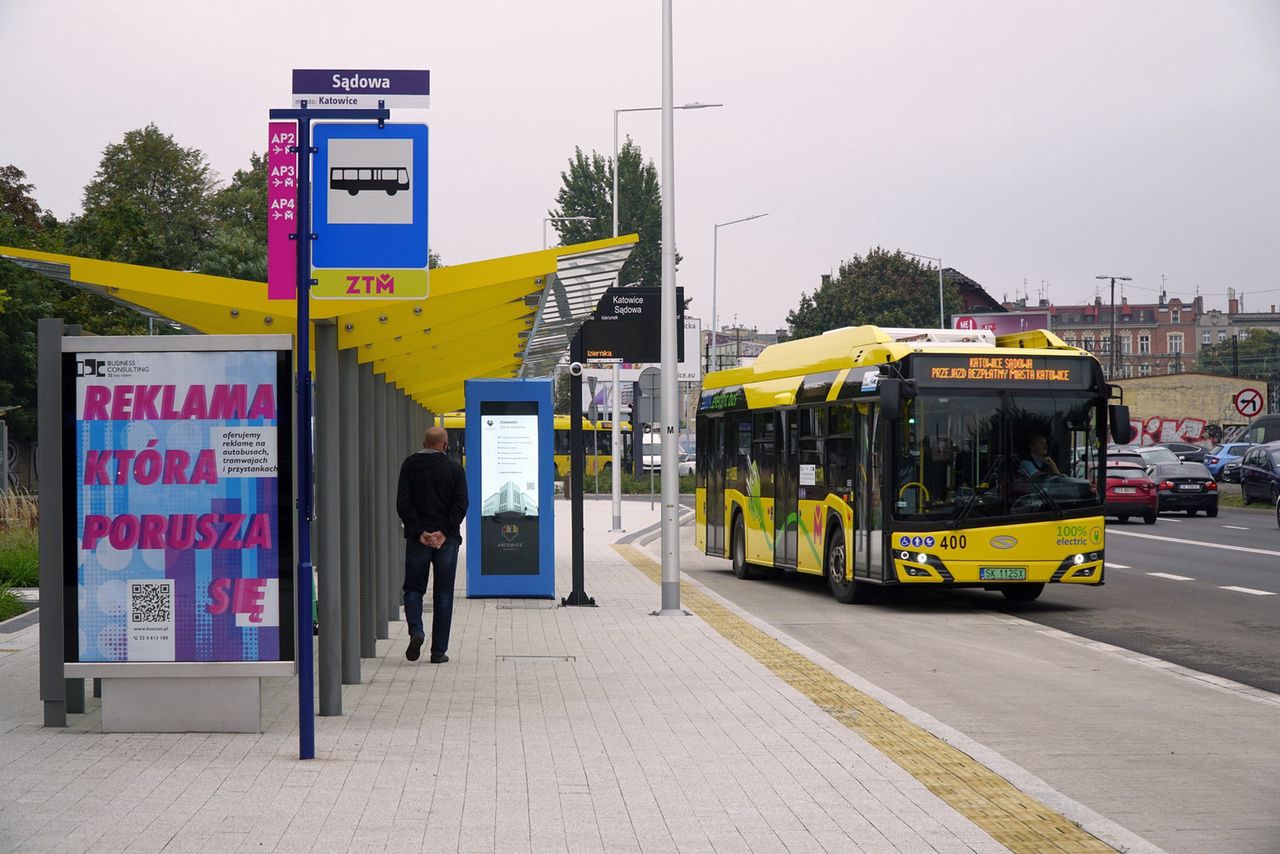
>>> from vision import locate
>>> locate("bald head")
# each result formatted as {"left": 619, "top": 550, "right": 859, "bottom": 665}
{"left": 424, "top": 426, "right": 449, "bottom": 450}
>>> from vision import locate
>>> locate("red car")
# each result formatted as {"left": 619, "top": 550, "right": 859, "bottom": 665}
{"left": 1104, "top": 462, "right": 1158, "bottom": 524}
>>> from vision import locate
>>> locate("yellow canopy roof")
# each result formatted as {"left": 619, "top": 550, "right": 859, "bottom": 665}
{"left": 0, "top": 236, "right": 637, "bottom": 413}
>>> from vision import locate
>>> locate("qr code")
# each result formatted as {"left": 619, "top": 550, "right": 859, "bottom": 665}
{"left": 526, "top": 482, "right": 535, "bottom": 491}
{"left": 130, "top": 581, "right": 172, "bottom": 623}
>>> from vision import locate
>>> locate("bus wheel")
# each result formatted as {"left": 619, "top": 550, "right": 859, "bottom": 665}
{"left": 1001, "top": 583, "right": 1044, "bottom": 603}
{"left": 730, "top": 514, "right": 753, "bottom": 580}
{"left": 826, "top": 528, "right": 858, "bottom": 603}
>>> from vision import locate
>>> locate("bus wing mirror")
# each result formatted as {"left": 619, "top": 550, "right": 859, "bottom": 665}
{"left": 879, "top": 378, "right": 914, "bottom": 421}
{"left": 1109, "top": 404, "right": 1132, "bottom": 444}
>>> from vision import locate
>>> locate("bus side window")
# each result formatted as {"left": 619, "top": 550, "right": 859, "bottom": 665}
{"left": 826, "top": 404, "right": 854, "bottom": 494}
{"left": 554, "top": 430, "right": 570, "bottom": 455}
{"left": 798, "top": 407, "right": 825, "bottom": 488}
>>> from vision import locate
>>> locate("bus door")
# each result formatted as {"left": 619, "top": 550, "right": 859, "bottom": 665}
{"left": 705, "top": 415, "right": 726, "bottom": 557}
{"left": 855, "top": 404, "right": 884, "bottom": 579}
{"left": 774, "top": 409, "right": 799, "bottom": 568}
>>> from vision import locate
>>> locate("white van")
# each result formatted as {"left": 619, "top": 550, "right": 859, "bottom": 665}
{"left": 641, "top": 433, "right": 695, "bottom": 475}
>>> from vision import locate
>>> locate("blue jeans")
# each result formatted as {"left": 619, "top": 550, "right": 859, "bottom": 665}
{"left": 402, "top": 537, "right": 459, "bottom": 658}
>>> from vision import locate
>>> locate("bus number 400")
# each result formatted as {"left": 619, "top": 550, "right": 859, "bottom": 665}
{"left": 937, "top": 534, "right": 967, "bottom": 550}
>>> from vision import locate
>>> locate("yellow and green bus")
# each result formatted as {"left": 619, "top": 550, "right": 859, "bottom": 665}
{"left": 438, "top": 412, "right": 631, "bottom": 477}
{"left": 695, "top": 325, "right": 1131, "bottom": 603}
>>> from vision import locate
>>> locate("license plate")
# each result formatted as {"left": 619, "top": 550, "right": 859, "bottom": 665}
{"left": 1178, "top": 484, "right": 1200, "bottom": 491}
{"left": 980, "top": 567, "right": 1026, "bottom": 581}
{"left": 1114, "top": 487, "right": 1136, "bottom": 494}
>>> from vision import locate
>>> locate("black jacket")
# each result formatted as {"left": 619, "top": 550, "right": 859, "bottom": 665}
{"left": 396, "top": 450, "right": 468, "bottom": 543}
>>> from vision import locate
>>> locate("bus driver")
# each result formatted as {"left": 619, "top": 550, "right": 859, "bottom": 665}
{"left": 1020, "top": 433, "right": 1060, "bottom": 477}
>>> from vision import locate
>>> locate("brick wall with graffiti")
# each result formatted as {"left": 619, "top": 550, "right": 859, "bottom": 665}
{"left": 1113, "top": 372, "right": 1264, "bottom": 447}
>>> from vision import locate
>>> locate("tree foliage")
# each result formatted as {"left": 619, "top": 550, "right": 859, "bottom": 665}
{"left": 549, "top": 139, "right": 678, "bottom": 288}
{"left": 70, "top": 123, "right": 216, "bottom": 270}
{"left": 196, "top": 152, "right": 267, "bottom": 281}
{"left": 785, "top": 247, "right": 964, "bottom": 340}
{"left": 1195, "top": 328, "right": 1280, "bottom": 379}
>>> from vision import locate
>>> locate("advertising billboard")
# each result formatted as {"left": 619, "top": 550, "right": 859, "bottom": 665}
{"left": 64, "top": 339, "right": 294, "bottom": 664}
{"left": 952, "top": 311, "right": 1051, "bottom": 335}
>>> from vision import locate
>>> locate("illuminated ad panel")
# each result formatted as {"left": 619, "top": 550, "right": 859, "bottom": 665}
{"left": 65, "top": 344, "right": 294, "bottom": 663}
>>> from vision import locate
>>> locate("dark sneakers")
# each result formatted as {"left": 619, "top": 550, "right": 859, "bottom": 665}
{"left": 429, "top": 653, "right": 449, "bottom": 664}
{"left": 406, "top": 635, "right": 424, "bottom": 661}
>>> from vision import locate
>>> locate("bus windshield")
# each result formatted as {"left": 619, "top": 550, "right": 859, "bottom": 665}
{"left": 893, "top": 389, "right": 1103, "bottom": 523}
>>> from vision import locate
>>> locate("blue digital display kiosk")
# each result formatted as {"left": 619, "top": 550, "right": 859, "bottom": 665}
{"left": 464, "top": 379, "right": 555, "bottom": 598}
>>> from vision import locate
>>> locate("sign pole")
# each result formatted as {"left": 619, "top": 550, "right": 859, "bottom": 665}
{"left": 563, "top": 331, "right": 596, "bottom": 607}
{"left": 610, "top": 362, "right": 623, "bottom": 532}
{"left": 270, "top": 102, "right": 390, "bottom": 760}
{"left": 293, "top": 108, "right": 316, "bottom": 760}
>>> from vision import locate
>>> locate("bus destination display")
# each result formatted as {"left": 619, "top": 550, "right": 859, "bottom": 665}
{"left": 915, "top": 354, "right": 1093, "bottom": 388}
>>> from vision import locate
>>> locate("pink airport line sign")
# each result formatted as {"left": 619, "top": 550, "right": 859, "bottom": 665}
{"left": 267, "top": 121, "right": 299, "bottom": 300}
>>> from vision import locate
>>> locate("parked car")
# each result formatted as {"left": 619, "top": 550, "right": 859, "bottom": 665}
{"left": 1107, "top": 445, "right": 1180, "bottom": 468}
{"left": 1205, "top": 442, "right": 1252, "bottom": 480}
{"left": 1239, "top": 442, "right": 1280, "bottom": 505}
{"left": 1221, "top": 458, "right": 1244, "bottom": 483}
{"left": 1103, "top": 462, "right": 1158, "bottom": 524}
{"left": 641, "top": 436, "right": 695, "bottom": 476}
{"left": 1242, "top": 415, "right": 1280, "bottom": 445}
{"left": 1154, "top": 441, "right": 1208, "bottom": 463}
{"left": 1149, "top": 461, "right": 1219, "bottom": 516}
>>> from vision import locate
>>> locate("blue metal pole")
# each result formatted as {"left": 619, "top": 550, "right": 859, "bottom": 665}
{"left": 294, "top": 109, "right": 316, "bottom": 760}
{"left": 269, "top": 103, "right": 388, "bottom": 761}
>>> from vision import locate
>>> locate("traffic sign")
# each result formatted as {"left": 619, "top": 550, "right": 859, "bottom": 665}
{"left": 292, "top": 69, "right": 430, "bottom": 109}
{"left": 312, "top": 123, "right": 429, "bottom": 299}
{"left": 267, "top": 121, "right": 299, "bottom": 300}
{"left": 1235, "top": 387, "right": 1264, "bottom": 418}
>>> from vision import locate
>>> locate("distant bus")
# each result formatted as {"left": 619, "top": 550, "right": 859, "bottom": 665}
{"left": 330, "top": 167, "right": 410, "bottom": 196}
{"left": 438, "top": 412, "right": 631, "bottom": 478}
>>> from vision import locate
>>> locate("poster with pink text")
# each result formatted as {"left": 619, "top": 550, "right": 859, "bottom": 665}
{"left": 68, "top": 345, "right": 293, "bottom": 663}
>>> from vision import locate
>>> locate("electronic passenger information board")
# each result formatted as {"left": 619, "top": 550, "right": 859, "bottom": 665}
{"left": 464, "top": 378, "right": 555, "bottom": 598}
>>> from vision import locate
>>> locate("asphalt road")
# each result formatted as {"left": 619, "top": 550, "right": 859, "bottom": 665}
{"left": 672, "top": 504, "right": 1280, "bottom": 853}
{"left": 1020, "top": 503, "right": 1280, "bottom": 693}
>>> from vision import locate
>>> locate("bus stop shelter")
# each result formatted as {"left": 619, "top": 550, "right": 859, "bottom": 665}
{"left": 0, "top": 234, "right": 636, "bottom": 724}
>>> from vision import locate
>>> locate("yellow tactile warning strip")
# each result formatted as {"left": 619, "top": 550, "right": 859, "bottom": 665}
{"left": 613, "top": 544, "right": 1116, "bottom": 854}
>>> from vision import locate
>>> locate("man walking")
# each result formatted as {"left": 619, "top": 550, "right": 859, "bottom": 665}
{"left": 396, "top": 426, "right": 468, "bottom": 663}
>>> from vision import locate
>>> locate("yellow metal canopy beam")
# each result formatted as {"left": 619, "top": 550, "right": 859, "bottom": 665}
{"left": 0, "top": 235, "right": 637, "bottom": 413}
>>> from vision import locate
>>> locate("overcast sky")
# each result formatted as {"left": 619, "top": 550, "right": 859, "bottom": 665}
{"left": 2, "top": 1, "right": 1277, "bottom": 331}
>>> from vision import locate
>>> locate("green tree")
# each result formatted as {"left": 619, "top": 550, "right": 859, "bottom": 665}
{"left": 197, "top": 152, "right": 267, "bottom": 281}
{"left": 70, "top": 123, "right": 216, "bottom": 270}
{"left": 548, "top": 139, "right": 679, "bottom": 288}
{"left": 1195, "top": 328, "right": 1280, "bottom": 379}
{"left": 785, "top": 248, "right": 964, "bottom": 340}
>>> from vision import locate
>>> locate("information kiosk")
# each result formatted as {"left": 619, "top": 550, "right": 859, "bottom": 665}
{"left": 463, "top": 379, "right": 555, "bottom": 598}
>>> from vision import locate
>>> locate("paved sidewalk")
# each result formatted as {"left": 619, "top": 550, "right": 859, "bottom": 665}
{"left": 1, "top": 498, "right": 1111, "bottom": 853}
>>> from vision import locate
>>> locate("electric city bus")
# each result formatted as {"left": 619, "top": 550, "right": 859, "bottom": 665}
{"left": 694, "top": 325, "right": 1131, "bottom": 603}
{"left": 439, "top": 412, "right": 631, "bottom": 477}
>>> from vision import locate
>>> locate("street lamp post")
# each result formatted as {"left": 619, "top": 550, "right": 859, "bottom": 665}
{"left": 903, "top": 251, "right": 945, "bottom": 328}
{"left": 711, "top": 213, "right": 768, "bottom": 373}
{"left": 544, "top": 215, "right": 595, "bottom": 249}
{"left": 612, "top": 102, "right": 722, "bottom": 238}
{"left": 1096, "top": 275, "right": 1132, "bottom": 378}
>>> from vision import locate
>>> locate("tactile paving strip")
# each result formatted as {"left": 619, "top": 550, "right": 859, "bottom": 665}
{"left": 614, "top": 544, "right": 1116, "bottom": 854}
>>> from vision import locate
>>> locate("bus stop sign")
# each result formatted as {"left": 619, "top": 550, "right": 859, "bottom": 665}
{"left": 311, "top": 122, "right": 429, "bottom": 299}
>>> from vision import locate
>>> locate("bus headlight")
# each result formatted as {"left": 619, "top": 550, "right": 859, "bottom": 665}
{"left": 1073, "top": 553, "right": 1085, "bottom": 565}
